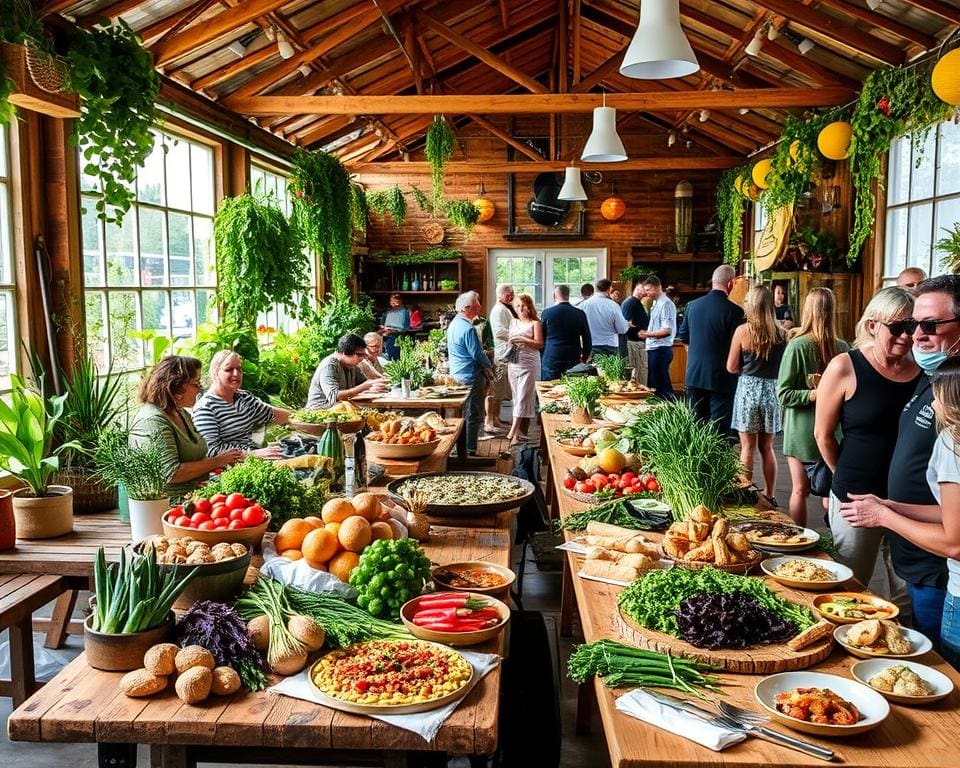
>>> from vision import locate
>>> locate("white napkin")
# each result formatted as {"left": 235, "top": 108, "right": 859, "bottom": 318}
{"left": 269, "top": 649, "right": 501, "bottom": 742}
{"left": 260, "top": 538, "right": 358, "bottom": 598}
{"left": 615, "top": 690, "right": 746, "bottom": 751}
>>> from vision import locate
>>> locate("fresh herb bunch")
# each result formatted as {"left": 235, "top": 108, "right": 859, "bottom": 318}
{"left": 192, "top": 457, "right": 326, "bottom": 530}
{"left": 383, "top": 336, "right": 429, "bottom": 388}
{"left": 349, "top": 538, "right": 432, "bottom": 619}
{"left": 284, "top": 585, "right": 415, "bottom": 647}
{"left": 622, "top": 400, "right": 741, "bottom": 519}
{"left": 425, "top": 115, "right": 455, "bottom": 208}
{"left": 618, "top": 567, "right": 816, "bottom": 639}
{"left": 91, "top": 546, "right": 197, "bottom": 634}
{"left": 232, "top": 576, "right": 307, "bottom": 673}
{"left": 568, "top": 640, "right": 721, "bottom": 695}
{"left": 93, "top": 427, "right": 169, "bottom": 501}
{"left": 214, "top": 192, "right": 308, "bottom": 326}
{"left": 444, "top": 199, "right": 480, "bottom": 235}
{"left": 593, "top": 353, "right": 629, "bottom": 381}
{"left": 294, "top": 294, "right": 376, "bottom": 369}
{"left": 372, "top": 247, "right": 462, "bottom": 266}
{"left": 367, "top": 186, "right": 407, "bottom": 228}
{"left": 541, "top": 401, "right": 570, "bottom": 414}
{"left": 67, "top": 21, "right": 159, "bottom": 224}
{"left": 563, "top": 375, "right": 608, "bottom": 412}
{"left": 716, "top": 167, "right": 749, "bottom": 266}
{"left": 558, "top": 498, "right": 669, "bottom": 532}
{"left": 176, "top": 600, "right": 267, "bottom": 691}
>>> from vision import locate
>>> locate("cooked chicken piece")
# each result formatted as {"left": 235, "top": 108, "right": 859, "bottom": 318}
{"left": 688, "top": 520, "right": 711, "bottom": 542}
{"left": 711, "top": 517, "right": 729, "bottom": 540}
{"left": 846, "top": 619, "right": 882, "bottom": 647}
{"left": 663, "top": 535, "right": 691, "bottom": 559}
{"left": 712, "top": 536, "right": 731, "bottom": 566}
{"left": 726, "top": 533, "right": 752, "bottom": 553}
{"left": 882, "top": 621, "right": 912, "bottom": 655}
{"left": 686, "top": 540, "right": 716, "bottom": 561}
{"left": 666, "top": 522, "right": 689, "bottom": 538}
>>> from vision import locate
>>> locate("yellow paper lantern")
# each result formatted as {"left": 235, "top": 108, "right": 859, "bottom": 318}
{"left": 752, "top": 158, "right": 772, "bottom": 190}
{"left": 600, "top": 196, "right": 626, "bottom": 221}
{"left": 744, "top": 181, "right": 761, "bottom": 201}
{"left": 733, "top": 176, "right": 744, "bottom": 196}
{"left": 473, "top": 197, "right": 496, "bottom": 223}
{"left": 932, "top": 48, "right": 960, "bottom": 106}
{"left": 818, "top": 121, "right": 853, "bottom": 160}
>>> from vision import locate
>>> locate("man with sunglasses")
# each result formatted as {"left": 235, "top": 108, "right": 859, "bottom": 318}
{"left": 884, "top": 275, "right": 960, "bottom": 646}
{"left": 306, "top": 332, "right": 387, "bottom": 410}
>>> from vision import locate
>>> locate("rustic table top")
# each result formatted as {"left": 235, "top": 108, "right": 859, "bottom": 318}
{"left": 350, "top": 391, "right": 469, "bottom": 411}
{"left": 541, "top": 412, "right": 960, "bottom": 768}
{"left": 369, "top": 418, "right": 464, "bottom": 479}
{"left": 8, "top": 524, "right": 510, "bottom": 756}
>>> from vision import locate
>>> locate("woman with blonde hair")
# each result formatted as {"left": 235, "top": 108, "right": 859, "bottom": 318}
{"left": 777, "top": 288, "right": 850, "bottom": 525}
{"left": 726, "top": 285, "right": 788, "bottom": 501}
{"left": 815, "top": 286, "right": 921, "bottom": 591}
{"left": 506, "top": 293, "right": 543, "bottom": 445}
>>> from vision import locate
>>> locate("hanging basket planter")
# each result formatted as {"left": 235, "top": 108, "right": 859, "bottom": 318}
{"left": 24, "top": 40, "right": 69, "bottom": 94}
{"left": 1, "top": 42, "right": 79, "bottom": 118}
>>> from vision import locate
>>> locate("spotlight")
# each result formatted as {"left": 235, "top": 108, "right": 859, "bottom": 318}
{"left": 699, "top": 110, "right": 710, "bottom": 122}
{"left": 298, "top": 63, "right": 312, "bottom": 77}
{"left": 668, "top": 132, "right": 676, "bottom": 147}
{"left": 867, "top": 0, "right": 884, "bottom": 10}
{"left": 226, "top": 40, "right": 246, "bottom": 58}
{"left": 738, "top": 107, "right": 750, "bottom": 115}
{"left": 798, "top": 38, "right": 815, "bottom": 55}
{"left": 277, "top": 30, "right": 294, "bottom": 59}
{"left": 745, "top": 30, "right": 764, "bottom": 57}
{"left": 767, "top": 25, "right": 779, "bottom": 41}
{"left": 684, "top": 139, "right": 693, "bottom": 149}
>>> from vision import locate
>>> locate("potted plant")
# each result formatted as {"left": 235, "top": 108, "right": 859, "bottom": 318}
{"left": 93, "top": 427, "right": 170, "bottom": 541}
{"left": 937, "top": 224, "right": 960, "bottom": 274}
{"left": 593, "top": 353, "right": 630, "bottom": 382}
{"left": 564, "top": 376, "right": 608, "bottom": 425}
{"left": 0, "top": 375, "right": 78, "bottom": 539}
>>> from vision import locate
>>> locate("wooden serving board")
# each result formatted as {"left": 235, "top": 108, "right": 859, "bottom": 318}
{"left": 615, "top": 605, "right": 834, "bottom": 674}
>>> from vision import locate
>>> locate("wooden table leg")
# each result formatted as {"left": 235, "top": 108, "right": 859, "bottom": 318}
{"left": 560, "top": 556, "right": 574, "bottom": 637}
{"left": 575, "top": 682, "right": 597, "bottom": 736}
{"left": 8, "top": 614, "right": 36, "bottom": 707}
{"left": 150, "top": 744, "right": 187, "bottom": 768}
{"left": 43, "top": 589, "right": 78, "bottom": 649}
{"left": 99, "top": 743, "right": 138, "bottom": 768}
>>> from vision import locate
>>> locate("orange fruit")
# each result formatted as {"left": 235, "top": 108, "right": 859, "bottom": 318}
{"left": 328, "top": 551, "right": 360, "bottom": 583}
{"left": 304, "top": 557, "right": 328, "bottom": 571}
{"left": 301, "top": 528, "right": 339, "bottom": 564}
{"left": 351, "top": 492, "right": 382, "bottom": 521}
{"left": 322, "top": 497, "right": 357, "bottom": 524}
{"left": 275, "top": 519, "right": 314, "bottom": 552}
{"left": 338, "top": 515, "right": 372, "bottom": 553}
{"left": 281, "top": 549, "right": 303, "bottom": 561}
{"left": 325, "top": 521, "right": 342, "bottom": 538}
{"left": 370, "top": 521, "right": 394, "bottom": 541}
{"left": 303, "top": 516, "right": 325, "bottom": 529}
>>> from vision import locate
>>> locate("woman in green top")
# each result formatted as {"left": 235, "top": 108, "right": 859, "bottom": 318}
{"left": 776, "top": 288, "right": 849, "bottom": 526}
{"left": 130, "top": 356, "right": 245, "bottom": 499}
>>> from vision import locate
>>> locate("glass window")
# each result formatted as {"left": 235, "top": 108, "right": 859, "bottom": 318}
{"left": 0, "top": 127, "right": 17, "bottom": 394}
{"left": 81, "top": 129, "right": 216, "bottom": 372}
{"left": 883, "top": 121, "right": 960, "bottom": 282}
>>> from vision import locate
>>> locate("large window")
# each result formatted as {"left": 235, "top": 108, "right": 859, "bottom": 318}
{"left": 0, "top": 127, "right": 17, "bottom": 394}
{"left": 488, "top": 248, "right": 604, "bottom": 309}
{"left": 250, "top": 162, "right": 317, "bottom": 335}
{"left": 82, "top": 129, "right": 217, "bottom": 371}
{"left": 883, "top": 120, "right": 960, "bottom": 282}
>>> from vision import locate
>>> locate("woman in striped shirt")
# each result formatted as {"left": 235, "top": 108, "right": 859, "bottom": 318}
{"left": 192, "top": 350, "right": 290, "bottom": 457}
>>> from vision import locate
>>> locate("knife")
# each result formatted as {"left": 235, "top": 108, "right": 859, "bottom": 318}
{"left": 643, "top": 690, "right": 835, "bottom": 762}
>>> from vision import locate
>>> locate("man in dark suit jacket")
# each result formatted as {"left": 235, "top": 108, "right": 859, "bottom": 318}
{"left": 541, "top": 284, "right": 592, "bottom": 380}
{"left": 676, "top": 265, "right": 744, "bottom": 437}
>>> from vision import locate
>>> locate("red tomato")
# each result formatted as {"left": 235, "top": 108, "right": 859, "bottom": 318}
{"left": 590, "top": 473, "right": 608, "bottom": 488}
{"left": 617, "top": 479, "right": 628, "bottom": 490}
{"left": 563, "top": 476, "right": 577, "bottom": 490}
{"left": 211, "top": 505, "right": 231, "bottom": 520}
{"left": 241, "top": 505, "right": 264, "bottom": 527}
{"left": 190, "top": 512, "right": 211, "bottom": 525}
{"left": 228, "top": 519, "right": 247, "bottom": 530}
{"left": 197, "top": 521, "right": 217, "bottom": 531}
{"left": 622, "top": 486, "right": 637, "bottom": 495}
{"left": 193, "top": 498, "right": 211, "bottom": 516}
{"left": 607, "top": 474, "right": 620, "bottom": 484}
{"left": 646, "top": 477, "right": 661, "bottom": 492}
{"left": 174, "top": 515, "right": 192, "bottom": 527}
{"left": 210, "top": 493, "right": 227, "bottom": 505}
{"left": 580, "top": 481, "right": 596, "bottom": 494}
{"left": 213, "top": 517, "right": 229, "bottom": 528}
{"left": 168, "top": 505, "right": 183, "bottom": 519}
{"left": 226, "top": 493, "right": 248, "bottom": 511}
{"left": 621, "top": 471, "right": 637, "bottom": 484}
{"left": 229, "top": 507, "right": 244, "bottom": 522}
{"left": 631, "top": 477, "right": 645, "bottom": 488}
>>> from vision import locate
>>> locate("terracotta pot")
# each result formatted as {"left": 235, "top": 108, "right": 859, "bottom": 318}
{"left": 83, "top": 612, "right": 175, "bottom": 671}
{"left": 12, "top": 485, "right": 73, "bottom": 539}
{"left": 570, "top": 406, "right": 594, "bottom": 425}
{"left": 0, "top": 490, "right": 15, "bottom": 550}
{"left": 128, "top": 497, "right": 169, "bottom": 542}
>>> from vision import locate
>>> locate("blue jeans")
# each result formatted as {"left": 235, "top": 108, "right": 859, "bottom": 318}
{"left": 461, "top": 375, "right": 487, "bottom": 454}
{"left": 647, "top": 346, "right": 674, "bottom": 399}
{"left": 940, "top": 591, "right": 960, "bottom": 669}
{"left": 907, "top": 582, "right": 946, "bottom": 652}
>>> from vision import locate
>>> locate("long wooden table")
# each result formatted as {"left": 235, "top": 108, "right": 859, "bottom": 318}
{"left": 368, "top": 418, "right": 464, "bottom": 479}
{"left": 7, "top": 524, "right": 510, "bottom": 768}
{"left": 541, "top": 411, "right": 960, "bottom": 768}
{"left": 352, "top": 391, "right": 470, "bottom": 459}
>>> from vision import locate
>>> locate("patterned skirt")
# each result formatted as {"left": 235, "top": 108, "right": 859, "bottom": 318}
{"left": 731, "top": 375, "right": 781, "bottom": 434}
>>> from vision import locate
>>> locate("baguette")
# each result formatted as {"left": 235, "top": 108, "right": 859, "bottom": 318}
{"left": 787, "top": 620, "right": 834, "bottom": 651}
{"left": 585, "top": 546, "right": 618, "bottom": 561}
{"left": 586, "top": 521, "right": 646, "bottom": 538}
{"left": 580, "top": 559, "right": 639, "bottom": 583}
{"left": 585, "top": 534, "right": 657, "bottom": 555}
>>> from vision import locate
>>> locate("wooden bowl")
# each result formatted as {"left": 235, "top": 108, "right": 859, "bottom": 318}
{"left": 400, "top": 592, "right": 510, "bottom": 646}
{"left": 850, "top": 659, "right": 955, "bottom": 705}
{"left": 811, "top": 592, "right": 899, "bottom": 624}
{"left": 83, "top": 611, "right": 175, "bottom": 671}
{"left": 659, "top": 548, "right": 763, "bottom": 575}
{"left": 431, "top": 561, "right": 516, "bottom": 596}
{"left": 162, "top": 512, "right": 271, "bottom": 549}
{"left": 133, "top": 539, "right": 252, "bottom": 609}
{"left": 365, "top": 437, "right": 441, "bottom": 460}
{"left": 555, "top": 439, "right": 595, "bottom": 457}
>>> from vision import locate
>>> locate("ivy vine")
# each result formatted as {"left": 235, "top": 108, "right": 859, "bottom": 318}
{"left": 716, "top": 167, "right": 750, "bottom": 266}
{"left": 66, "top": 21, "right": 160, "bottom": 224}
{"left": 371, "top": 247, "right": 462, "bottom": 266}
{"left": 762, "top": 113, "right": 829, "bottom": 214}
{"left": 350, "top": 184, "right": 368, "bottom": 236}
{"left": 367, "top": 185, "right": 407, "bottom": 227}
{"left": 425, "top": 115, "right": 454, "bottom": 208}
{"left": 444, "top": 199, "right": 480, "bottom": 236}
{"left": 411, "top": 184, "right": 432, "bottom": 213}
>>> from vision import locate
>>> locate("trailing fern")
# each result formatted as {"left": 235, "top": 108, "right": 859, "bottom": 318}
{"left": 425, "top": 115, "right": 455, "bottom": 208}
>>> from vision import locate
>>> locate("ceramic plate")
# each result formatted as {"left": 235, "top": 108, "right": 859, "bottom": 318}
{"left": 755, "top": 671, "right": 890, "bottom": 737}
{"left": 850, "top": 658, "right": 955, "bottom": 705}
{"left": 811, "top": 592, "right": 899, "bottom": 624}
{"left": 834, "top": 623, "right": 933, "bottom": 659}
{"left": 730, "top": 521, "right": 820, "bottom": 552}
{"left": 760, "top": 556, "right": 853, "bottom": 590}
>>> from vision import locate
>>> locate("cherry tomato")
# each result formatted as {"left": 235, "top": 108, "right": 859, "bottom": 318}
{"left": 228, "top": 507, "right": 244, "bottom": 522}
{"left": 580, "top": 481, "right": 596, "bottom": 494}
{"left": 608, "top": 474, "right": 620, "bottom": 484}
{"left": 190, "top": 512, "right": 211, "bottom": 525}
{"left": 590, "top": 473, "right": 608, "bottom": 488}
{"left": 622, "top": 486, "right": 637, "bottom": 495}
{"left": 563, "top": 476, "right": 577, "bottom": 490}
{"left": 242, "top": 505, "right": 264, "bottom": 527}
{"left": 631, "top": 476, "right": 645, "bottom": 488}
{"left": 174, "top": 515, "right": 192, "bottom": 527}
{"left": 226, "top": 493, "right": 248, "bottom": 511}
{"left": 213, "top": 517, "right": 229, "bottom": 528}
{"left": 168, "top": 505, "right": 183, "bottom": 519}
{"left": 646, "top": 477, "right": 661, "bottom": 492}
{"left": 210, "top": 493, "right": 227, "bottom": 505}
{"left": 228, "top": 519, "right": 247, "bottom": 530}
{"left": 621, "top": 471, "right": 637, "bottom": 484}
{"left": 193, "top": 498, "right": 211, "bottom": 516}
{"left": 211, "top": 505, "right": 231, "bottom": 520}
{"left": 197, "top": 521, "right": 217, "bottom": 531}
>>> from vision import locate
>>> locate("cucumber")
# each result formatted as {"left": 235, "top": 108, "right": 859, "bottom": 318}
{"left": 318, "top": 426, "right": 345, "bottom": 488}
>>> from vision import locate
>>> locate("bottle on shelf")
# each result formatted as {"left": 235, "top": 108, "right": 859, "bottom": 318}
{"left": 401, "top": 271, "right": 410, "bottom": 291}
{"left": 422, "top": 273, "right": 430, "bottom": 291}
{"left": 411, "top": 273, "right": 421, "bottom": 291}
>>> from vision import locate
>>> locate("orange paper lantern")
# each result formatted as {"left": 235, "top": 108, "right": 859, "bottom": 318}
{"left": 600, "top": 196, "right": 626, "bottom": 221}
{"left": 473, "top": 197, "right": 496, "bottom": 223}
{"left": 752, "top": 158, "right": 772, "bottom": 190}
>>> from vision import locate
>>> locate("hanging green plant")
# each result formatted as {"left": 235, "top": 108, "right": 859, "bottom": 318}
{"left": 290, "top": 149, "right": 354, "bottom": 298}
{"left": 1, "top": 0, "right": 51, "bottom": 124}
{"left": 372, "top": 247, "right": 462, "bottom": 266}
{"left": 410, "top": 184, "right": 434, "bottom": 214}
{"left": 66, "top": 21, "right": 160, "bottom": 224}
{"left": 425, "top": 115, "right": 455, "bottom": 208}
{"left": 443, "top": 199, "right": 480, "bottom": 235}
{"left": 762, "top": 113, "right": 828, "bottom": 214}
{"left": 619, "top": 265, "right": 652, "bottom": 285}
{"left": 847, "top": 61, "right": 953, "bottom": 264}
{"left": 716, "top": 167, "right": 749, "bottom": 266}
{"left": 214, "top": 192, "right": 308, "bottom": 326}
{"left": 366, "top": 185, "right": 407, "bottom": 228}
{"left": 350, "top": 184, "right": 368, "bottom": 236}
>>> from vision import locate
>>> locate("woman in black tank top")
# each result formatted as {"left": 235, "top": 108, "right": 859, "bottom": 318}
{"left": 815, "top": 287, "right": 921, "bottom": 588}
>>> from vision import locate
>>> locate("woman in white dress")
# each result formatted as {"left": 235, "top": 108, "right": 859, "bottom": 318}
{"left": 507, "top": 293, "right": 543, "bottom": 445}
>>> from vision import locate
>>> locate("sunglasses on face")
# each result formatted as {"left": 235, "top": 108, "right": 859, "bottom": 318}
{"left": 882, "top": 317, "right": 960, "bottom": 336}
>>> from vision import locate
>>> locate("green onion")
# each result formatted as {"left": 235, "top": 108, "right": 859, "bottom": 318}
{"left": 558, "top": 499, "right": 670, "bottom": 532}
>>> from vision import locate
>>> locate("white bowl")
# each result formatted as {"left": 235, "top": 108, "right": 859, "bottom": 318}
{"left": 850, "top": 658, "right": 955, "bottom": 705}
{"left": 755, "top": 671, "right": 890, "bottom": 737}
{"left": 760, "top": 556, "right": 853, "bottom": 590}
{"left": 834, "top": 623, "right": 933, "bottom": 659}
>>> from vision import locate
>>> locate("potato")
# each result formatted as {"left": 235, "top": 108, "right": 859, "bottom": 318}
{"left": 175, "top": 645, "right": 215, "bottom": 673}
{"left": 144, "top": 643, "right": 179, "bottom": 676}
{"left": 119, "top": 668, "right": 167, "bottom": 697}
{"left": 210, "top": 666, "right": 242, "bottom": 696}
{"left": 175, "top": 666, "right": 212, "bottom": 704}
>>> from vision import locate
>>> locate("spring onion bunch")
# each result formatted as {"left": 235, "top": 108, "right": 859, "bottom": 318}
{"left": 568, "top": 640, "right": 721, "bottom": 695}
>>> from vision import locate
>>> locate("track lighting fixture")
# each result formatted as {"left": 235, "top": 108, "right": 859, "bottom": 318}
{"left": 745, "top": 29, "right": 764, "bottom": 57}
{"left": 798, "top": 38, "right": 815, "bottom": 55}
{"left": 226, "top": 40, "right": 245, "bottom": 58}
{"left": 699, "top": 110, "right": 710, "bottom": 122}
{"left": 668, "top": 132, "right": 676, "bottom": 147}
{"left": 298, "top": 63, "right": 312, "bottom": 77}
{"left": 867, "top": 0, "right": 884, "bottom": 10}
{"left": 277, "top": 30, "right": 294, "bottom": 59}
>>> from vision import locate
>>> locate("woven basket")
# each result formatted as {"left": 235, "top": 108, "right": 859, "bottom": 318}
{"left": 659, "top": 547, "right": 763, "bottom": 575}
{"left": 24, "top": 42, "right": 68, "bottom": 94}
{"left": 52, "top": 469, "right": 118, "bottom": 514}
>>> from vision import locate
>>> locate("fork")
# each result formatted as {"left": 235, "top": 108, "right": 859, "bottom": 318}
{"left": 711, "top": 713, "right": 835, "bottom": 762}
{"left": 715, "top": 699, "right": 770, "bottom": 725}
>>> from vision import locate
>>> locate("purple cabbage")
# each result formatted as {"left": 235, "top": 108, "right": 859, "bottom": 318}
{"left": 676, "top": 592, "right": 797, "bottom": 650}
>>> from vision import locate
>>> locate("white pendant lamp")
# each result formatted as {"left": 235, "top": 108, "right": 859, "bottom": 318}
{"left": 620, "top": 0, "right": 699, "bottom": 79}
{"left": 558, "top": 165, "right": 587, "bottom": 201}
{"left": 581, "top": 94, "right": 627, "bottom": 162}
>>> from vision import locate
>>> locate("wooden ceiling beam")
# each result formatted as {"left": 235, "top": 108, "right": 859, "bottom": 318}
{"left": 813, "top": 0, "right": 937, "bottom": 49}
{"left": 40, "top": 0, "right": 80, "bottom": 16}
{"left": 465, "top": 114, "right": 543, "bottom": 161}
{"left": 899, "top": 0, "right": 960, "bottom": 25}
{"left": 348, "top": 157, "right": 744, "bottom": 173}
{"left": 361, "top": 116, "right": 434, "bottom": 159}
{"left": 229, "top": 87, "right": 853, "bottom": 115}
{"left": 138, "top": 6, "right": 199, "bottom": 43}
{"left": 403, "top": 16, "right": 424, "bottom": 94}
{"left": 750, "top": 0, "right": 905, "bottom": 64}
{"left": 191, "top": 45, "right": 275, "bottom": 91}
{"left": 558, "top": 0, "right": 568, "bottom": 93}
{"left": 77, "top": 0, "right": 151, "bottom": 23}
{"left": 417, "top": 12, "right": 548, "bottom": 93}
{"left": 297, "top": 117, "right": 359, "bottom": 147}
{"left": 570, "top": 45, "right": 626, "bottom": 93}
{"left": 572, "top": 0, "right": 582, "bottom": 86}
{"left": 152, "top": 0, "right": 292, "bottom": 65}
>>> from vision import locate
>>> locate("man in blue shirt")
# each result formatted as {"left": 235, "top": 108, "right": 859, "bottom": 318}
{"left": 447, "top": 290, "right": 493, "bottom": 456}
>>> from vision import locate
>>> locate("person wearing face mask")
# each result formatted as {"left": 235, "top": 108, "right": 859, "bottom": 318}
{"left": 845, "top": 276, "right": 960, "bottom": 645}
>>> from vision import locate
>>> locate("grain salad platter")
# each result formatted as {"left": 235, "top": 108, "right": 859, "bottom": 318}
{"left": 387, "top": 471, "right": 535, "bottom": 516}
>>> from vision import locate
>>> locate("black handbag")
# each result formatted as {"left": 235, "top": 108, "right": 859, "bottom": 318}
{"left": 804, "top": 459, "right": 833, "bottom": 497}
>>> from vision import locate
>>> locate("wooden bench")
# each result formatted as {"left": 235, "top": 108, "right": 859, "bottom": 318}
{"left": 0, "top": 572, "right": 67, "bottom": 706}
